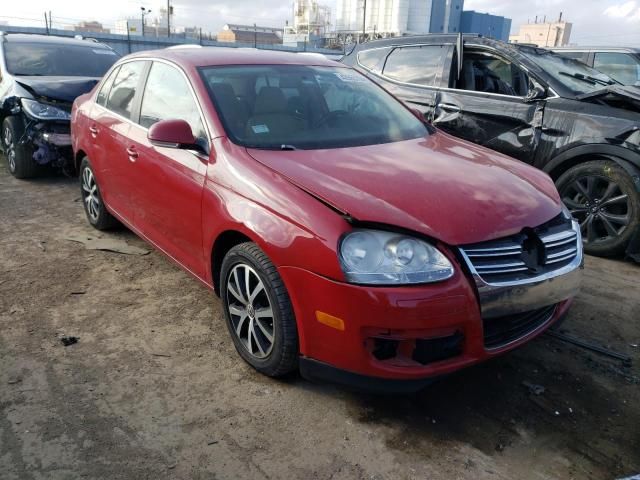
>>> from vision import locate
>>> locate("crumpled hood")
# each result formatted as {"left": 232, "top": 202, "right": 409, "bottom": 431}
{"left": 247, "top": 133, "right": 562, "bottom": 246}
{"left": 576, "top": 84, "right": 640, "bottom": 102}
{"left": 15, "top": 76, "right": 100, "bottom": 104}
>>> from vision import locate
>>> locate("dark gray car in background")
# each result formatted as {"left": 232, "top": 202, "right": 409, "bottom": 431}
{"left": 553, "top": 46, "right": 640, "bottom": 86}
{"left": 342, "top": 34, "right": 640, "bottom": 258}
{"left": 0, "top": 33, "right": 119, "bottom": 178}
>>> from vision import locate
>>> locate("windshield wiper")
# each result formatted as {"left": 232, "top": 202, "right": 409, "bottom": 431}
{"left": 280, "top": 144, "right": 297, "bottom": 150}
{"left": 558, "top": 71, "right": 615, "bottom": 87}
{"left": 12, "top": 73, "right": 47, "bottom": 76}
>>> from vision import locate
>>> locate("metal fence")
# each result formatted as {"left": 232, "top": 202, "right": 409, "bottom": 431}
{"left": 1, "top": 25, "right": 341, "bottom": 57}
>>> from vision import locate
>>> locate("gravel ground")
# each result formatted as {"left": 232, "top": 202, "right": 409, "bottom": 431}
{"left": 1, "top": 163, "right": 639, "bottom": 480}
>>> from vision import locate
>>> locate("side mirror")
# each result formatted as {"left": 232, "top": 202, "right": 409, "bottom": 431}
{"left": 148, "top": 119, "right": 200, "bottom": 150}
{"left": 525, "top": 80, "right": 547, "bottom": 102}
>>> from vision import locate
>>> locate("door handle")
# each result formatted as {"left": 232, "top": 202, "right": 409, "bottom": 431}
{"left": 89, "top": 125, "right": 98, "bottom": 137}
{"left": 438, "top": 103, "right": 462, "bottom": 113}
{"left": 126, "top": 146, "right": 138, "bottom": 162}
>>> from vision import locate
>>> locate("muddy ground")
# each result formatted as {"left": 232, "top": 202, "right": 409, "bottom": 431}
{"left": 0, "top": 162, "right": 639, "bottom": 480}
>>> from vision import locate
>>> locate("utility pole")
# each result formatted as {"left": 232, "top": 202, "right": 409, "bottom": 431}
{"left": 361, "top": 0, "right": 367, "bottom": 42}
{"left": 254, "top": 23, "right": 257, "bottom": 48}
{"left": 126, "top": 20, "right": 132, "bottom": 53}
{"left": 141, "top": 7, "right": 151, "bottom": 37}
{"left": 167, "top": 0, "right": 170, "bottom": 38}
{"left": 43, "top": 12, "right": 50, "bottom": 34}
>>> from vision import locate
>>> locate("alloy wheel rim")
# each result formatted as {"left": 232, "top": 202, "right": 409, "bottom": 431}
{"left": 561, "top": 174, "right": 631, "bottom": 244}
{"left": 81, "top": 167, "right": 100, "bottom": 222}
{"left": 3, "top": 126, "right": 16, "bottom": 172}
{"left": 226, "top": 264, "right": 275, "bottom": 359}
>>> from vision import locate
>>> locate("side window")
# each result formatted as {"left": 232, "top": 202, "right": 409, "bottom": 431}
{"left": 105, "top": 61, "right": 145, "bottom": 119}
{"left": 382, "top": 46, "right": 447, "bottom": 86}
{"left": 593, "top": 52, "right": 640, "bottom": 86}
{"left": 458, "top": 50, "right": 529, "bottom": 96}
{"left": 140, "top": 62, "right": 207, "bottom": 143}
{"left": 357, "top": 48, "right": 391, "bottom": 74}
{"left": 96, "top": 66, "right": 120, "bottom": 107}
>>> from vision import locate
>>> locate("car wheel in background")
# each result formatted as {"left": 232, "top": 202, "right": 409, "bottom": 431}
{"left": 79, "top": 157, "right": 118, "bottom": 230}
{"left": 2, "top": 116, "right": 38, "bottom": 179}
{"left": 220, "top": 242, "right": 299, "bottom": 377}
{"left": 557, "top": 159, "right": 640, "bottom": 257}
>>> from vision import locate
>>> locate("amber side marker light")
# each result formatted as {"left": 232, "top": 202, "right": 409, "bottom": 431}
{"left": 315, "top": 311, "right": 345, "bottom": 331}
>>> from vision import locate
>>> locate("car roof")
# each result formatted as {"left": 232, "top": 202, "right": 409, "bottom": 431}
{"left": 551, "top": 46, "right": 640, "bottom": 53}
{"left": 1, "top": 33, "right": 112, "bottom": 49}
{"left": 124, "top": 46, "right": 343, "bottom": 68}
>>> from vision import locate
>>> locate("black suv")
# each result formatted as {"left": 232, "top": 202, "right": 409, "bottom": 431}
{"left": 0, "top": 33, "right": 119, "bottom": 178}
{"left": 342, "top": 34, "right": 640, "bottom": 257}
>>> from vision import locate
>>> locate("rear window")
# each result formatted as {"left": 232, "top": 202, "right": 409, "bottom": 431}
{"left": 4, "top": 42, "right": 119, "bottom": 77}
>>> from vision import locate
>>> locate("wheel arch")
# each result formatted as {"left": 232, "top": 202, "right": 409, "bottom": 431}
{"left": 544, "top": 144, "right": 640, "bottom": 192}
{"left": 75, "top": 149, "right": 88, "bottom": 175}
{"left": 210, "top": 229, "right": 255, "bottom": 296}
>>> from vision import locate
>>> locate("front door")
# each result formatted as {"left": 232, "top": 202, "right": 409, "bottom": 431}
{"left": 433, "top": 47, "right": 544, "bottom": 164}
{"left": 126, "top": 61, "right": 209, "bottom": 278}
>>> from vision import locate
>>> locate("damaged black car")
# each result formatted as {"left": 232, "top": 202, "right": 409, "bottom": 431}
{"left": 342, "top": 35, "right": 640, "bottom": 258}
{"left": 0, "top": 33, "right": 119, "bottom": 178}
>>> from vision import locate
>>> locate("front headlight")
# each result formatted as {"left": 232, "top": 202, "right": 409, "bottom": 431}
{"left": 339, "top": 229, "right": 454, "bottom": 285}
{"left": 21, "top": 99, "right": 71, "bottom": 121}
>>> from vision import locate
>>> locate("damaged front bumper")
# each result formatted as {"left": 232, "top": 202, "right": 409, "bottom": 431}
{"left": 24, "top": 120, "right": 73, "bottom": 168}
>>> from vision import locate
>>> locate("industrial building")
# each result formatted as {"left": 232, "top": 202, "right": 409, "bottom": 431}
{"left": 283, "top": 0, "right": 332, "bottom": 47}
{"left": 509, "top": 15, "right": 572, "bottom": 47}
{"left": 217, "top": 24, "right": 283, "bottom": 45}
{"left": 335, "top": 0, "right": 464, "bottom": 37}
{"left": 460, "top": 11, "right": 511, "bottom": 42}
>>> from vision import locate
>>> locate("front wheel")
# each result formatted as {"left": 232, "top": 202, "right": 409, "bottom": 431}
{"left": 557, "top": 159, "right": 640, "bottom": 257}
{"left": 2, "top": 116, "right": 38, "bottom": 179}
{"left": 220, "top": 242, "right": 299, "bottom": 377}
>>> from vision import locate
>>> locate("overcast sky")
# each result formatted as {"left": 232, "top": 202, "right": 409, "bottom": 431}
{"left": 1, "top": 0, "right": 639, "bottom": 45}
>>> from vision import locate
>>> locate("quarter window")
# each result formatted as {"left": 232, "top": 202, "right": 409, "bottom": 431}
{"left": 96, "top": 66, "right": 120, "bottom": 107}
{"left": 382, "top": 46, "right": 447, "bottom": 86}
{"left": 357, "top": 48, "right": 391, "bottom": 74}
{"left": 106, "top": 61, "right": 145, "bottom": 119}
{"left": 140, "top": 62, "right": 207, "bottom": 142}
{"left": 593, "top": 52, "right": 640, "bottom": 86}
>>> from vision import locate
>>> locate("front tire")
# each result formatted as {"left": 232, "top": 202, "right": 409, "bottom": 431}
{"left": 2, "top": 116, "right": 38, "bottom": 179}
{"left": 220, "top": 242, "right": 299, "bottom": 377}
{"left": 79, "top": 157, "right": 118, "bottom": 230}
{"left": 557, "top": 159, "right": 640, "bottom": 257}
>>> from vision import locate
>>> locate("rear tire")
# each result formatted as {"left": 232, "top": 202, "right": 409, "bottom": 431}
{"left": 220, "top": 242, "right": 299, "bottom": 377}
{"left": 556, "top": 160, "right": 640, "bottom": 257}
{"left": 79, "top": 157, "right": 118, "bottom": 230}
{"left": 2, "top": 116, "right": 38, "bottom": 179}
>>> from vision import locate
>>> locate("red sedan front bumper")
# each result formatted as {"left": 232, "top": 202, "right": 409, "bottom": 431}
{"left": 280, "top": 265, "right": 572, "bottom": 391}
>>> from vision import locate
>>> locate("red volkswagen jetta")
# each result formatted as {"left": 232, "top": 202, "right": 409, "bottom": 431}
{"left": 71, "top": 47, "right": 583, "bottom": 392}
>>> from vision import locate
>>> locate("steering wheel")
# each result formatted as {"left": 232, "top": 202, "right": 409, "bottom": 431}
{"left": 314, "top": 110, "right": 350, "bottom": 128}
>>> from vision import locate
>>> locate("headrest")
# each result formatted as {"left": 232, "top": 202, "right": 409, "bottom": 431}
{"left": 254, "top": 87, "right": 286, "bottom": 114}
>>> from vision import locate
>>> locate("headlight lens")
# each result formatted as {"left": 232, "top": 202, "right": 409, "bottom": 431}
{"left": 21, "top": 99, "right": 71, "bottom": 121}
{"left": 339, "top": 229, "right": 454, "bottom": 285}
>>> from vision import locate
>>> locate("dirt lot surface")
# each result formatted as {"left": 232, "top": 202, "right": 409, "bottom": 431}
{"left": 1, "top": 163, "right": 639, "bottom": 480}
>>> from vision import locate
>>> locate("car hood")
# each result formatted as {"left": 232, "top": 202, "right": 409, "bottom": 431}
{"left": 246, "top": 133, "right": 562, "bottom": 246}
{"left": 14, "top": 76, "right": 100, "bottom": 104}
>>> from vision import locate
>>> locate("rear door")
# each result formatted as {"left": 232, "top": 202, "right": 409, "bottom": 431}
{"left": 125, "top": 61, "right": 209, "bottom": 277}
{"left": 358, "top": 44, "right": 452, "bottom": 122}
{"left": 434, "top": 46, "right": 544, "bottom": 164}
{"left": 91, "top": 60, "right": 148, "bottom": 221}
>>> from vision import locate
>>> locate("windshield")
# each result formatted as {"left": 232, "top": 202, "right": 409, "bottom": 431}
{"left": 4, "top": 42, "right": 119, "bottom": 77}
{"left": 519, "top": 48, "right": 617, "bottom": 95}
{"left": 199, "top": 65, "right": 427, "bottom": 150}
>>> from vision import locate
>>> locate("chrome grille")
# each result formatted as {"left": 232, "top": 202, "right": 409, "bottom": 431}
{"left": 460, "top": 214, "right": 580, "bottom": 284}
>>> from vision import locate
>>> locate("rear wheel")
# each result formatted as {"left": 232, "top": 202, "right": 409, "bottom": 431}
{"left": 2, "top": 116, "right": 38, "bottom": 179}
{"left": 220, "top": 242, "right": 298, "bottom": 377}
{"left": 79, "top": 157, "right": 118, "bottom": 230}
{"left": 557, "top": 160, "right": 640, "bottom": 257}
